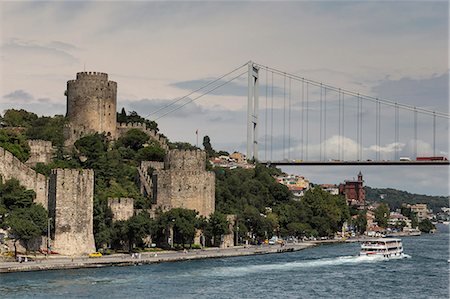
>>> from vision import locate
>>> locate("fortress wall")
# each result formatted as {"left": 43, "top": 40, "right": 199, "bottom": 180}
{"left": 48, "top": 169, "right": 95, "bottom": 256}
{"left": 26, "top": 140, "right": 55, "bottom": 166}
{"left": 154, "top": 150, "right": 215, "bottom": 217}
{"left": 108, "top": 197, "right": 134, "bottom": 221}
{"left": 0, "top": 147, "right": 49, "bottom": 209}
{"left": 164, "top": 149, "right": 206, "bottom": 171}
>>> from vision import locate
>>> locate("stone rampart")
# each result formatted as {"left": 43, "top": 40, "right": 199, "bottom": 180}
{"left": 164, "top": 149, "right": 206, "bottom": 171}
{"left": 117, "top": 122, "right": 168, "bottom": 150}
{"left": 153, "top": 150, "right": 215, "bottom": 217}
{"left": 26, "top": 140, "right": 55, "bottom": 166}
{"left": 108, "top": 197, "right": 134, "bottom": 221}
{"left": 0, "top": 147, "right": 48, "bottom": 209}
{"left": 48, "top": 169, "right": 95, "bottom": 256}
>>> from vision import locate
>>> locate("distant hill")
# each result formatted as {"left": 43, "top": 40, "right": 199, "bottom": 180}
{"left": 364, "top": 186, "right": 449, "bottom": 212}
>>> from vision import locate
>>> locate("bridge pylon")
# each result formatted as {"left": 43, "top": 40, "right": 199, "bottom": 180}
{"left": 247, "top": 61, "right": 259, "bottom": 161}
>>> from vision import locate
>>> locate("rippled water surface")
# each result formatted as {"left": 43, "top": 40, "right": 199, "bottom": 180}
{"left": 2, "top": 224, "right": 448, "bottom": 298}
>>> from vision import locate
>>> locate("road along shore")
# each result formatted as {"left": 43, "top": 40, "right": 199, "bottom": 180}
{"left": 0, "top": 241, "right": 345, "bottom": 274}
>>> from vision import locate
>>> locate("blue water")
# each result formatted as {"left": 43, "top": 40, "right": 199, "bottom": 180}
{"left": 2, "top": 224, "right": 449, "bottom": 298}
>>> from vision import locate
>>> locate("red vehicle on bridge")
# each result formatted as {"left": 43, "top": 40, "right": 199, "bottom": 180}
{"left": 416, "top": 156, "right": 448, "bottom": 161}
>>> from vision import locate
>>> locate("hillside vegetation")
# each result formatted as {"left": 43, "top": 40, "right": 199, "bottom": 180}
{"left": 365, "top": 186, "right": 448, "bottom": 212}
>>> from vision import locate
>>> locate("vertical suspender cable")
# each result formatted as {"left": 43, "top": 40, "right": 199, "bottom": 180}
{"left": 324, "top": 87, "right": 327, "bottom": 160}
{"left": 395, "top": 103, "right": 399, "bottom": 161}
{"left": 433, "top": 112, "right": 436, "bottom": 156}
{"left": 414, "top": 108, "right": 418, "bottom": 158}
{"left": 301, "top": 79, "right": 305, "bottom": 160}
{"left": 270, "top": 72, "right": 274, "bottom": 161}
{"left": 288, "top": 77, "right": 292, "bottom": 160}
{"left": 356, "top": 94, "right": 360, "bottom": 160}
{"left": 283, "top": 74, "right": 286, "bottom": 159}
{"left": 378, "top": 101, "right": 381, "bottom": 161}
{"left": 306, "top": 82, "right": 309, "bottom": 161}
{"left": 265, "top": 68, "right": 268, "bottom": 161}
{"left": 342, "top": 93, "right": 345, "bottom": 161}
{"left": 360, "top": 95, "right": 363, "bottom": 160}
{"left": 375, "top": 99, "right": 379, "bottom": 161}
{"left": 320, "top": 84, "right": 323, "bottom": 161}
{"left": 338, "top": 90, "right": 341, "bottom": 160}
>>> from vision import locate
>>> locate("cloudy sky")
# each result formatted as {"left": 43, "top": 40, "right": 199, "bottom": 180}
{"left": 0, "top": 1, "right": 449, "bottom": 196}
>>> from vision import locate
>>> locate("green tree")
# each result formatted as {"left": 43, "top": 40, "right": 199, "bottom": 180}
{"left": 2, "top": 109, "right": 38, "bottom": 127}
{"left": 26, "top": 115, "right": 66, "bottom": 148}
{"left": 158, "top": 208, "right": 198, "bottom": 248}
{"left": 0, "top": 129, "right": 31, "bottom": 162}
{"left": 374, "top": 203, "right": 390, "bottom": 228}
{"left": 0, "top": 178, "right": 35, "bottom": 210}
{"left": 116, "top": 129, "right": 150, "bottom": 151}
{"left": 202, "top": 135, "right": 215, "bottom": 157}
{"left": 205, "top": 212, "right": 229, "bottom": 246}
{"left": 169, "top": 142, "right": 198, "bottom": 150}
{"left": 400, "top": 206, "right": 419, "bottom": 228}
{"left": 136, "top": 145, "right": 165, "bottom": 162}
{"left": 353, "top": 211, "right": 367, "bottom": 234}
{"left": 7, "top": 205, "right": 47, "bottom": 255}
{"left": 418, "top": 219, "right": 436, "bottom": 233}
{"left": 126, "top": 211, "right": 154, "bottom": 251}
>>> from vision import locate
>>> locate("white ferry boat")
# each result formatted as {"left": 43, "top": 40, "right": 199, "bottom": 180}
{"left": 360, "top": 238, "right": 405, "bottom": 259}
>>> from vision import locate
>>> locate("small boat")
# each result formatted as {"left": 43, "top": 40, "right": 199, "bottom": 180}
{"left": 360, "top": 238, "right": 405, "bottom": 259}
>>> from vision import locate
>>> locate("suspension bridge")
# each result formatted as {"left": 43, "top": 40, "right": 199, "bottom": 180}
{"left": 146, "top": 61, "right": 449, "bottom": 166}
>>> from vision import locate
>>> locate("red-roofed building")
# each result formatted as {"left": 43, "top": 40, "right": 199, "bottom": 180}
{"left": 339, "top": 171, "right": 365, "bottom": 207}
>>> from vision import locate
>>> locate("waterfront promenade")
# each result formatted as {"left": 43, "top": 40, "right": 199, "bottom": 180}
{"left": 0, "top": 242, "right": 327, "bottom": 273}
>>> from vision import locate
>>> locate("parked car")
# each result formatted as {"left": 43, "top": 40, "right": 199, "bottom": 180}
{"left": 88, "top": 252, "right": 102, "bottom": 258}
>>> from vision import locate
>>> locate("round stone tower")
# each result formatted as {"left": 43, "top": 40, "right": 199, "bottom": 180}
{"left": 64, "top": 72, "right": 117, "bottom": 146}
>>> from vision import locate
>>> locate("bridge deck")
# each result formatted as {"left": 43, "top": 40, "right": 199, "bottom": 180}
{"left": 261, "top": 161, "right": 450, "bottom": 166}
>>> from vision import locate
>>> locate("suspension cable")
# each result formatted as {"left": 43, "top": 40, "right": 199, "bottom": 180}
{"left": 253, "top": 63, "right": 449, "bottom": 119}
{"left": 145, "top": 63, "right": 247, "bottom": 119}
{"left": 306, "top": 82, "right": 309, "bottom": 161}
{"left": 342, "top": 92, "right": 345, "bottom": 161}
{"left": 271, "top": 71, "right": 274, "bottom": 161}
{"left": 324, "top": 87, "right": 327, "bottom": 160}
{"left": 338, "top": 89, "right": 341, "bottom": 160}
{"left": 320, "top": 83, "right": 323, "bottom": 161}
{"left": 153, "top": 70, "right": 247, "bottom": 121}
{"left": 265, "top": 68, "right": 268, "bottom": 161}
{"left": 283, "top": 74, "right": 286, "bottom": 159}
{"left": 414, "top": 108, "right": 418, "bottom": 158}
{"left": 288, "top": 77, "right": 292, "bottom": 160}
{"left": 301, "top": 79, "right": 304, "bottom": 160}
{"left": 433, "top": 112, "right": 436, "bottom": 156}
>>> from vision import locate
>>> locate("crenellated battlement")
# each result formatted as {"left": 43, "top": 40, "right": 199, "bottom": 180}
{"left": 107, "top": 197, "right": 134, "bottom": 221}
{"left": 28, "top": 140, "right": 53, "bottom": 147}
{"left": 164, "top": 149, "right": 206, "bottom": 171}
{"left": 76, "top": 71, "right": 109, "bottom": 81}
{"left": 26, "top": 140, "right": 55, "bottom": 166}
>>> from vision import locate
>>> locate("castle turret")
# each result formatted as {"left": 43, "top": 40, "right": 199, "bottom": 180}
{"left": 64, "top": 71, "right": 117, "bottom": 146}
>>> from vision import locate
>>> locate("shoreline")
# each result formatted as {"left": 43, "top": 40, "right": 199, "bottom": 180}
{"left": 0, "top": 241, "right": 343, "bottom": 274}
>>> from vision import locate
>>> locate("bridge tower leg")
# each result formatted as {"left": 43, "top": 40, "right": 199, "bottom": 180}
{"left": 247, "top": 61, "right": 259, "bottom": 161}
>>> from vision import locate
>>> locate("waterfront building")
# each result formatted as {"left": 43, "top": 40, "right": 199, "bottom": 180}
{"left": 409, "top": 203, "right": 431, "bottom": 221}
{"left": 388, "top": 212, "right": 412, "bottom": 228}
{"left": 320, "top": 184, "right": 339, "bottom": 195}
{"left": 339, "top": 171, "right": 365, "bottom": 207}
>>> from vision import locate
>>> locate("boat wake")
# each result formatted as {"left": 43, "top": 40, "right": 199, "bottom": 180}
{"left": 206, "top": 255, "right": 404, "bottom": 277}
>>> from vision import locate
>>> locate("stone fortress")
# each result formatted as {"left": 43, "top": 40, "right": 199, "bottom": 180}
{"left": 0, "top": 71, "right": 215, "bottom": 255}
